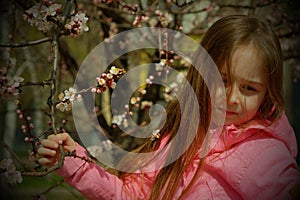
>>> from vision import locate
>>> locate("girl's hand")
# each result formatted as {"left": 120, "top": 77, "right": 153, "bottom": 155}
{"left": 38, "top": 133, "right": 76, "bottom": 167}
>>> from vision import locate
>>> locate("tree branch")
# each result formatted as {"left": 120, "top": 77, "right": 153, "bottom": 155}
{"left": 218, "top": 0, "right": 277, "bottom": 9}
{"left": 0, "top": 37, "right": 52, "bottom": 48}
{"left": 0, "top": 140, "right": 29, "bottom": 169}
{"left": 33, "top": 179, "right": 65, "bottom": 198}
{"left": 18, "top": 80, "right": 51, "bottom": 88}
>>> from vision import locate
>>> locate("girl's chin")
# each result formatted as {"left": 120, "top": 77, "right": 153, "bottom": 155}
{"left": 224, "top": 119, "right": 242, "bottom": 126}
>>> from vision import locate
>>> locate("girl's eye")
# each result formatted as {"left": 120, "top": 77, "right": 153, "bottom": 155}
{"left": 246, "top": 85, "right": 256, "bottom": 91}
{"left": 241, "top": 85, "right": 257, "bottom": 93}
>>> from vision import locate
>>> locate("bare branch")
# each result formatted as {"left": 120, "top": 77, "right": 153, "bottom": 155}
{"left": 256, "top": 0, "right": 277, "bottom": 7}
{"left": 22, "top": 154, "right": 65, "bottom": 176}
{"left": 9, "top": 0, "right": 30, "bottom": 16}
{"left": 0, "top": 140, "right": 29, "bottom": 169}
{"left": 48, "top": 34, "right": 59, "bottom": 135}
{"left": 18, "top": 80, "right": 51, "bottom": 88}
{"left": 218, "top": 0, "right": 277, "bottom": 10}
{"left": 16, "top": 101, "right": 39, "bottom": 154}
{"left": 33, "top": 179, "right": 65, "bottom": 198}
{"left": 22, "top": 151, "right": 93, "bottom": 177}
{"left": 170, "top": 2, "right": 216, "bottom": 15}
{"left": 0, "top": 37, "right": 52, "bottom": 48}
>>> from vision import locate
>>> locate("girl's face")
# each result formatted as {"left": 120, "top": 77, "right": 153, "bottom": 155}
{"left": 220, "top": 45, "right": 267, "bottom": 126}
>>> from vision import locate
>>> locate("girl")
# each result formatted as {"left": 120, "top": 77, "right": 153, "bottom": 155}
{"left": 38, "top": 15, "right": 300, "bottom": 199}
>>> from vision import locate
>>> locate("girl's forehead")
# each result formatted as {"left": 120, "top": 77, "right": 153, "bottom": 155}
{"left": 221, "top": 45, "right": 266, "bottom": 82}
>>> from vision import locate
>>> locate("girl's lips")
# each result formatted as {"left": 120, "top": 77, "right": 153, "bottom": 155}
{"left": 226, "top": 110, "right": 238, "bottom": 115}
{"left": 217, "top": 108, "right": 238, "bottom": 115}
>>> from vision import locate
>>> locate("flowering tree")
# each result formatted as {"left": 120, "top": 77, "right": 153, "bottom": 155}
{"left": 0, "top": 0, "right": 299, "bottom": 198}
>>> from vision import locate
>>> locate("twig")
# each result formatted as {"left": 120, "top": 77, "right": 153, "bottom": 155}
{"left": 218, "top": 0, "right": 277, "bottom": 9}
{"left": 21, "top": 150, "right": 92, "bottom": 176}
{"left": 21, "top": 157, "right": 65, "bottom": 176}
{"left": 33, "top": 179, "right": 65, "bottom": 198}
{"left": 16, "top": 101, "right": 38, "bottom": 154}
{"left": 49, "top": 33, "right": 69, "bottom": 172}
{"left": 18, "top": 80, "right": 51, "bottom": 88}
{"left": 67, "top": 151, "right": 94, "bottom": 163}
{"left": 0, "top": 37, "right": 52, "bottom": 48}
{"left": 9, "top": 0, "right": 30, "bottom": 16}
{"left": 170, "top": 3, "right": 216, "bottom": 15}
{"left": 0, "top": 141, "right": 28, "bottom": 169}
{"left": 20, "top": 33, "right": 71, "bottom": 177}
{"left": 48, "top": 34, "right": 59, "bottom": 136}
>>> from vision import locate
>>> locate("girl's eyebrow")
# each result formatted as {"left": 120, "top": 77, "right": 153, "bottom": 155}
{"left": 240, "top": 78, "right": 264, "bottom": 86}
{"left": 221, "top": 72, "right": 264, "bottom": 86}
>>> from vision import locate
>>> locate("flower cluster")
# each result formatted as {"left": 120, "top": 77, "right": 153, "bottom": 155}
{"left": 145, "top": 59, "right": 186, "bottom": 102}
{"left": 0, "top": 159, "right": 22, "bottom": 185}
{"left": 91, "top": 66, "right": 126, "bottom": 94}
{"left": 56, "top": 87, "right": 81, "bottom": 112}
{"left": 109, "top": 59, "right": 186, "bottom": 130}
{"left": 65, "top": 12, "right": 89, "bottom": 37}
{"left": 0, "top": 58, "right": 24, "bottom": 99}
{"left": 24, "top": 1, "right": 89, "bottom": 37}
{"left": 151, "top": 129, "right": 161, "bottom": 141}
{"left": 133, "top": 14, "right": 149, "bottom": 27}
{"left": 148, "top": 10, "right": 173, "bottom": 28}
{"left": 144, "top": 59, "right": 169, "bottom": 86}
{"left": 16, "top": 102, "right": 42, "bottom": 161}
{"left": 0, "top": 72, "right": 24, "bottom": 99}
{"left": 112, "top": 114, "right": 129, "bottom": 128}
{"left": 87, "top": 139, "right": 113, "bottom": 158}
{"left": 18, "top": 113, "right": 35, "bottom": 134}
{"left": 131, "top": 9, "right": 175, "bottom": 28}
{"left": 163, "top": 73, "right": 185, "bottom": 102}
{"left": 103, "top": 22, "right": 119, "bottom": 43}
{"left": 112, "top": 98, "right": 153, "bottom": 129}
{"left": 24, "top": 2, "right": 62, "bottom": 32}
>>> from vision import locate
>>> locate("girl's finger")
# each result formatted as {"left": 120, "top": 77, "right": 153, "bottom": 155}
{"left": 38, "top": 147, "right": 57, "bottom": 157}
{"left": 48, "top": 134, "right": 63, "bottom": 144}
{"left": 41, "top": 139, "right": 59, "bottom": 149}
{"left": 57, "top": 133, "right": 73, "bottom": 144}
{"left": 38, "top": 157, "right": 56, "bottom": 166}
{"left": 58, "top": 133, "right": 76, "bottom": 152}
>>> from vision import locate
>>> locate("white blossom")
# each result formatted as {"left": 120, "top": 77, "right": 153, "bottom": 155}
{"left": 141, "top": 101, "right": 153, "bottom": 109}
{"left": 0, "top": 159, "right": 23, "bottom": 185}
{"left": 109, "top": 66, "right": 119, "bottom": 75}
{"left": 24, "top": 3, "right": 62, "bottom": 32}
{"left": 102, "top": 140, "right": 113, "bottom": 151}
{"left": 112, "top": 115, "right": 123, "bottom": 125}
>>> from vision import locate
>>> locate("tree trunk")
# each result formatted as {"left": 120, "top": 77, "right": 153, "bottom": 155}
{"left": 0, "top": 0, "right": 16, "bottom": 159}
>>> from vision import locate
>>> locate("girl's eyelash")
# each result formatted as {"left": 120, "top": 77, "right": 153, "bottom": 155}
{"left": 221, "top": 76, "right": 259, "bottom": 92}
{"left": 244, "top": 85, "right": 257, "bottom": 91}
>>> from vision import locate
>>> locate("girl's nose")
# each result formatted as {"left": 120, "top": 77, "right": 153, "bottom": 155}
{"left": 227, "top": 86, "right": 239, "bottom": 105}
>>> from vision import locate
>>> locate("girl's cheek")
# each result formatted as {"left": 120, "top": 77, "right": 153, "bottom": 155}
{"left": 214, "top": 86, "right": 227, "bottom": 105}
{"left": 210, "top": 87, "right": 227, "bottom": 126}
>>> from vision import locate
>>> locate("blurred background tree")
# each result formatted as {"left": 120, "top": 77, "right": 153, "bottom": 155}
{"left": 0, "top": 0, "right": 299, "bottom": 199}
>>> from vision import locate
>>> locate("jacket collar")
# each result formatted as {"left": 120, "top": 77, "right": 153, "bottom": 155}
{"left": 209, "top": 112, "right": 297, "bottom": 157}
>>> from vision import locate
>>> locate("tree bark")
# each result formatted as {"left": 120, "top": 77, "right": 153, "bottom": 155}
{"left": 0, "top": 0, "right": 16, "bottom": 159}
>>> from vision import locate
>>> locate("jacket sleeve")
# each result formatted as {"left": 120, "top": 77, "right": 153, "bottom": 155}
{"left": 237, "top": 139, "right": 300, "bottom": 200}
{"left": 56, "top": 143, "right": 126, "bottom": 200}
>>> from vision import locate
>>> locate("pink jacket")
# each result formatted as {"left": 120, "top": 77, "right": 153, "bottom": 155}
{"left": 57, "top": 113, "right": 300, "bottom": 200}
